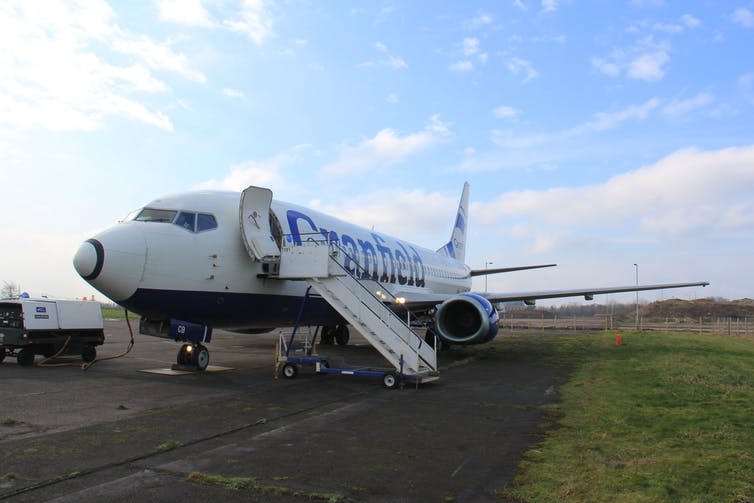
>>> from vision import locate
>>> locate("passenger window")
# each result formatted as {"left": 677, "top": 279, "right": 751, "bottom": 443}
{"left": 197, "top": 213, "right": 218, "bottom": 232}
{"left": 175, "top": 211, "right": 196, "bottom": 232}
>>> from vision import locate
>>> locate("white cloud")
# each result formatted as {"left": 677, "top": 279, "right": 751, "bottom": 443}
{"left": 507, "top": 57, "right": 539, "bottom": 83}
{"left": 386, "top": 93, "right": 398, "bottom": 104}
{"left": 681, "top": 14, "right": 700, "bottom": 29}
{"left": 320, "top": 115, "right": 451, "bottom": 176}
{"left": 357, "top": 42, "right": 407, "bottom": 70}
{"left": 739, "top": 72, "right": 754, "bottom": 90}
{"left": 0, "top": 1, "right": 205, "bottom": 133}
{"left": 223, "top": 88, "right": 245, "bottom": 99}
{"left": 463, "top": 37, "right": 479, "bottom": 56}
{"left": 661, "top": 93, "right": 714, "bottom": 117}
{"left": 111, "top": 35, "right": 207, "bottom": 83}
{"left": 478, "top": 145, "right": 754, "bottom": 238}
{"left": 581, "top": 98, "right": 659, "bottom": 132}
{"left": 592, "top": 57, "right": 621, "bottom": 77}
{"left": 653, "top": 22, "right": 683, "bottom": 34}
{"left": 223, "top": 0, "right": 273, "bottom": 44}
{"left": 157, "top": 0, "right": 213, "bottom": 27}
{"left": 312, "top": 189, "right": 458, "bottom": 240}
{"left": 541, "top": 0, "right": 558, "bottom": 13}
{"left": 467, "top": 13, "right": 493, "bottom": 27}
{"left": 513, "top": 0, "right": 527, "bottom": 11}
{"left": 627, "top": 50, "right": 669, "bottom": 81}
{"left": 493, "top": 105, "right": 521, "bottom": 119}
{"left": 195, "top": 152, "right": 293, "bottom": 191}
{"left": 491, "top": 98, "right": 659, "bottom": 150}
{"left": 449, "top": 60, "right": 474, "bottom": 72}
{"left": 595, "top": 37, "right": 670, "bottom": 82}
{"left": 732, "top": 7, "right": 754, "bottom": 28}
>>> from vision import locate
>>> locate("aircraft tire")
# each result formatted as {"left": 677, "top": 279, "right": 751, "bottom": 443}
{"left": 320, "top": 326, "right": 335, "bottom": 345}
{"left": 177, "top": 344, "right": 191, "bottom": 365}
{"left": 335, "top": 325, "right": 350, "bottom": 346}
{"left": 194, "top": 345, "right": 210, "bottom": 371}
{"left": 81, "top": 345, "right": 97, "bottom": 363}
{"left": 0, "top": 350, "right": 5, "bottom": 364}
{"left": 17, "top": 348, "right": 35, "bottom": 367}
{"left": 382, "top": 372, "right": 400, "bottom": 389}
{"left": 282, "top": 363, "right": 298, "bottom": 379}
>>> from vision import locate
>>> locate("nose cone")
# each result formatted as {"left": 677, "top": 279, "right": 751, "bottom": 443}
{"left": 74, "top": 224, "right": 147, "bottom": 302}
{"left": 74, "top": 239, "right": 104, "bottom": 280}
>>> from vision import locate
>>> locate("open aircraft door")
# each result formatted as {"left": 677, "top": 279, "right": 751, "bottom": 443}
{"left": 240, "top": 186, "right": 281, "bottom": 262}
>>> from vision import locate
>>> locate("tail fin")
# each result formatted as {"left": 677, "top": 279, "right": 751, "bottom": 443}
{"left": 437, "top": 182, "right": 469, "bottom": 263}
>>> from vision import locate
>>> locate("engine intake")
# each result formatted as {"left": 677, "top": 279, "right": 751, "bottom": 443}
{"left": 434, "top": 292, "right": 500, "bottom": 345}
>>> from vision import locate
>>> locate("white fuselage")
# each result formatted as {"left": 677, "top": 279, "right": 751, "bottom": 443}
{"left": 74, "top": 190, "right": 471, "bottom": 329}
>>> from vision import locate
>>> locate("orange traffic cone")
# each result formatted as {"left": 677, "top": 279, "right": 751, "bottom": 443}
{"left": 615, "top": 328, "right": 623, "bottom": 346}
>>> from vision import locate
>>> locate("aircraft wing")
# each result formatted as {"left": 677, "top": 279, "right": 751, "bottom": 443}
{"left": 394, "top": 281, "right": 709, "bottom": 310}
{"left": 469, "top": 263, "right": 557, "bottom": 276}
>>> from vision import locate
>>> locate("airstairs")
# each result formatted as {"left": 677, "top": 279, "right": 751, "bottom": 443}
{"left": 277, "top": 240, "right": 438, "bottom": 380}
{"left": 239, "top": 185, "right": 438, "bottom": 386}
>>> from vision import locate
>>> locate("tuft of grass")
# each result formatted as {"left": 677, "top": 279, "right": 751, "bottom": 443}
{"left": 1, "top": 417, "right": 23, "bottom": 427}
{"left": 186, "top": 471, "right": 344, "bottom": 501}
{"left": 155, "top": 439, "right": 182, "bottom": 452}
{"left": 499, "top": 331, "right": 754, "bottom": 502}
{"left": 100, "top": 307, "right": 138, "bottom": 320}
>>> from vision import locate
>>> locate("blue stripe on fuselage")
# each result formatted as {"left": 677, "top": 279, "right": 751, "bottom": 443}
{"left": 120, "top": 288, "right": 345, "bottom": 329}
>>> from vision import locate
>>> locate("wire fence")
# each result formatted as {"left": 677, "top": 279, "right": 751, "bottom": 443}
{"left": 500, "top": 314, "right": 754, "bottom": 336}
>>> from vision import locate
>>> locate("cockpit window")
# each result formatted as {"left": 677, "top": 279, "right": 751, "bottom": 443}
{"left": 197, "top": 213, "right": 218, "bottom": 232}
{"left": 134, "top": 208, "right": 177, "bottom": 223}
{"left": 174, "top": 211, "right": 196, "bottom": 232}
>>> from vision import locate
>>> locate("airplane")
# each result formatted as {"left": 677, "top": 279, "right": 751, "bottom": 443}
{"left": 73, "top": 183, "right": 708, "bottom": 371}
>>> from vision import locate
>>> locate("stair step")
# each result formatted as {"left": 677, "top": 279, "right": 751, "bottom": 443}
{"left": 305, "top": 273, "right": 437, "bottom": 373}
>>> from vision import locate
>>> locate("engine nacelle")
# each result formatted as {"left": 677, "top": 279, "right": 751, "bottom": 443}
{"left": 434, "top": 292, "right": 500, "bottom": 345}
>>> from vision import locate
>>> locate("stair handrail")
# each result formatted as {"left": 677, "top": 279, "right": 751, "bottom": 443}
{"left": 281, "top": 232, "right": 434, "bottom": 368}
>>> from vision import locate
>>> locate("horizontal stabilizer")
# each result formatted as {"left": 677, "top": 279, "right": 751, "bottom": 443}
{"left": 470, "top": 263, "right": 557, "bottom": 277}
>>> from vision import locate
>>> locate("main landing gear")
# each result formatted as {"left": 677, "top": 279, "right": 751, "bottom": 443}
{"left": 176, "top": 343, "right": 210, "bottom": 371}
{"left": 320, "top": 325, "right": 350, "bottom": 346}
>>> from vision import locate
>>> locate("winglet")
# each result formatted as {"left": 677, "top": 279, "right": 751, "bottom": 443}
{"left": 437, "top": 182, "right": 470, "bottom": 263}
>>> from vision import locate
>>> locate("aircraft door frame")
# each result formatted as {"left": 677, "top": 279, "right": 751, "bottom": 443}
{"left": 240, "top": 186, "right": 281, "bottom": 262}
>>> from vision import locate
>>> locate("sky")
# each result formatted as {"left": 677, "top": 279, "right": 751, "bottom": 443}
{"left": 1, "top": 0, "right": 753, "bottom": 306}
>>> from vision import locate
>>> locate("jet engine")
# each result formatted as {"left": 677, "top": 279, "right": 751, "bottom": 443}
{"left": 433, "top": 293, "right": 500, "bottom": 345}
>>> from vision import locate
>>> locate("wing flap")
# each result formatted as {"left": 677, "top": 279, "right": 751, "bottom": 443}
{"left": 394, "top": 282, "right": 709, "bottom": 310}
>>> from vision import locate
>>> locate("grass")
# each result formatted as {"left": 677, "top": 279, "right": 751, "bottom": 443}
{"left": 100, "top": 307, "right": 138, "bottom": 320}
{"left": 0, "top": 418, "right": 23, "bottom": 427}
{"left": 498, "top": 330, "right": 754, "bottom": 502}
{"left": 154, "top": 439, "right": 182, "bottom": 452}
{"left": 186, "top": 472, "right": 344, "bottom": 501}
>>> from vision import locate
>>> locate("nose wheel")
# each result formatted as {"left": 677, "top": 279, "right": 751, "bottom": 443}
{"left": 176, "top": 344, "right": 210, "bottom": 371}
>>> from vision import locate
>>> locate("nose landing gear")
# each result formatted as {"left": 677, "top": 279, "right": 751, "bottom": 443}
{"left": 176, "top": 343, "right": 210, "bottom": 371}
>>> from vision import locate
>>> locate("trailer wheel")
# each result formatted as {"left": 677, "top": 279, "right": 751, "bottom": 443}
{"left": 382, "top": 372, "right": 400, "bottom": 389}
{"left": 17, "top": 348, "right": 35, "bottom": 367}
{"left": 282, "top": 363, "right": 298, "bottom": 379}
{"left": 194, "top": 345, "right": 210, "bottom": 371}
{"left": 82, "top": 345, "right": 97, "bottom": 363}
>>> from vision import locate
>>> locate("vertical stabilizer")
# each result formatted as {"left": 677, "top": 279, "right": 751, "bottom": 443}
{"left": 437, "top": 182, "right": 469, "bottom": 263}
